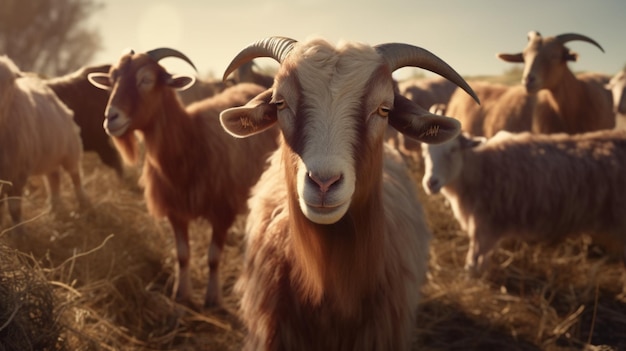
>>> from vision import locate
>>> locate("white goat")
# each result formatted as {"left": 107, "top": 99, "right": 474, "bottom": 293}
{"left": 0, "top": 55, "right": 89, "bottom": 231}
{"left": 219, "top": 36, "right": 478, "bottom": 351}
{"left": 422, "top": 130, "right": 626, "bottom": 275}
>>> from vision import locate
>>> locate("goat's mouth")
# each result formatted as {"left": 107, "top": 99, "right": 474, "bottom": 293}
{"left": 103, "top": 118, "right": 131, "bottom": 137}
{"left": 301, "top": 200, "right": 350, "bottom": 225}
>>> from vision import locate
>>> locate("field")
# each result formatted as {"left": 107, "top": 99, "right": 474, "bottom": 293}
{"left": 1, "top": 149, "right": 625, "bottom": 351}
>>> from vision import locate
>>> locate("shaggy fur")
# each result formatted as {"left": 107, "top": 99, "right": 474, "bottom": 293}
{"left": 0, "top": 56, "right": 89, "bottom": 229}
{"left": 221, "top": 38, "right": 441, "bottom": 351}
{"left": 46, "top": 64, "right": 124, "bottom": 176}
{"left": 422, "top": 130, "right": 626, "bottom": 274}
{"left": 89, "top": 50, "right": 279, "bottom": 308}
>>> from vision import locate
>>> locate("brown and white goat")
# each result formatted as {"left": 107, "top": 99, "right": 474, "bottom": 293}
{"left": 87, "top": 48, "right": 279, "bottom": 308}
{"left": 45, "top": 64, "right": 124, "bottom": 177}
{"left": 0, "top": 55, "right": 89, "bottom": 230}
{"left": 496, "top": 31, "right": 614, "bottom": 134}
{"left": 219, "top": 37, "right": 478, "bottom": 351}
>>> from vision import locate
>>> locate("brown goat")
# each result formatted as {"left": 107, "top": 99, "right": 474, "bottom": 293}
{"left": 88, "top": 48, "right": 279, "bottom": 308}
{"left": 45, "top": 64, "right": 124, "bottom": 177}
{"left": 219, "top": 36, "right": 477, "bottom": 350}
{"left": 496, "top": 31, "right": 614, "bottom": 134}
{"left": 422, "top": 130, "right": 626, "bottom": 275}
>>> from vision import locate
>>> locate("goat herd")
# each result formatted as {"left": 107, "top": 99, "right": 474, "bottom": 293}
{"left": 0, "top": 31, "right": 625, "bottom": 350}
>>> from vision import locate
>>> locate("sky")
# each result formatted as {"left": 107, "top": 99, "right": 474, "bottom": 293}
{"left": 87, "top": 0, "right": 626, "bottom": 81}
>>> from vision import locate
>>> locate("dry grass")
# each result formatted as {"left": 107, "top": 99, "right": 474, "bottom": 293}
{"left": 1, "top": 151, "right": 625, "bottom": 350}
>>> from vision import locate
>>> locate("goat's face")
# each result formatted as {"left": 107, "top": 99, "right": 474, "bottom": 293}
{"left": 88, "top": 52, "right": 194, "bottom": 137}
{"left": 272, "top": 42, "right": 394, "bottom": 224}
{"left": 221, "top": 38, "right": 474, "bottom": 225}
{"left": 421, "top": 134, "right": 483, "bottom": 195}
{"left": 498, "top": 31, "right": 603, "bottom": 94}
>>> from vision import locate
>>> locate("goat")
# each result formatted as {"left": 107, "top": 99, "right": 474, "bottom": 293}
{"left": 422, "top": 130, "right": 626, "bottom": 275}
{"left": 445, "top": 80, "right": 513, "bottom": 136}
{"left": 45, "top": 64, "right": 124, "bottom": 177}
{"left": 219, "top": 36, "right": 478, "bottom": 351}
{"left": 87, "top": 48, "right": 279, "bottom": 308}
{"left": 496, "top": 31, "right": 614, "bottom": 134}
{"left": 0, "top": 55, "right": 89, "bottom": 230}
{"left": 606, "top": 69, "right": 626, "bottom": 129}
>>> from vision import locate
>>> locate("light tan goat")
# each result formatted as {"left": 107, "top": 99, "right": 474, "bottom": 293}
{"left": 0, "top": 56, "right": 89, "bottom": 231}
{"left": 219, "top": 36, "right": 478, "bottom": 351}
{"left": 497, "top": 31, "right": 614, "bottom": 134}
{"left": 447, "top": 31, "right": 613, "bottom": 137}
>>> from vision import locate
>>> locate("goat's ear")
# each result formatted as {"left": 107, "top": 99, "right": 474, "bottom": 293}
{"left": 496, "top": 52, "right": 524, "bottom": 63}
{"left": 168, "top": 75, "right": 195, "bottom": 91}
{"left": 389, "top": 93, "right": 461, "bottom": 144}
{"left": 87, "top": 72, "right": 112, "bottom": 90}
{"left": 459, "top": 133, "right": 485, "bottom": 149}
{"left": 220, "top": 88, "right": 277, "bottom": 138}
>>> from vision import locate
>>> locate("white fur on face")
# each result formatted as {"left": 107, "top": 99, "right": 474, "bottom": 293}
{"left": 280, "top": 39, "right": 392, "bottom": 224}
{"left": 421, "top": 139, "right": 462, "bottom": 195}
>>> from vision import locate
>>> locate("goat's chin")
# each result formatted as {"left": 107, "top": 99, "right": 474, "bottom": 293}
{"left": 104, "top": 119, "right": 131, "bottom": 137}
{"left": 300, "top": 200, "right": 350, "bottom": 225}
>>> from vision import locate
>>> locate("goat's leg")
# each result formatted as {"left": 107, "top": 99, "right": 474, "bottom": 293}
{"left": 169, "top": 216, "right": 193, "bottom": 306}
{"left": 204, "top": 218, "right": 233, "bottom": 308}
{"left": 46, "top": 170, "right": 63, "bottom": 213}
{"left": 5, "top": 178, "right": 26, "bottom": 233}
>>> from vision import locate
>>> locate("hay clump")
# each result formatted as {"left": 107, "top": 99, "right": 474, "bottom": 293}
{"left": 0, "top": 244, "right": 64, "bottom": 351}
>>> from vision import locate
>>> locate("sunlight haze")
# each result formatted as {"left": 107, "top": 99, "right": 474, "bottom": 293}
{"left": 88, "top": 0, "right": 626, "bottom": 81}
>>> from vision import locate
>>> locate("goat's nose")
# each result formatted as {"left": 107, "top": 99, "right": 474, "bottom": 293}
{"left": 308, "top": 172, "right": 342, "bottom": 193}
{"left": 426, "top": 178, "right": 440, "bottom": 190}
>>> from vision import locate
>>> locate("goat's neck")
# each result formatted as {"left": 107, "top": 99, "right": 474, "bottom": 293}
{"left": 142, "top": 93, "right": 195, "bottom": 160}
{"left": 544, "top": 69, "right": 587, "bottom": 130}
{"left": 285, "top": 146, "right": 386, "bottom": 317}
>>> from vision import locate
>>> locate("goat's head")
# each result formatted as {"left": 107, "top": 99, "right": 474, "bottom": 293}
{"left": 606, "top": 70, "right": 626, "bottom": 115}
{"left": 220, "top": 37, "right": 477, "bottom": 225}
{"left": 421, "top": 133, "right": 485, "bottom": 195}
{"left": 497, "top": 31, "right": 604, "bottom": 94}
{"left": 87, "top": 48, "right": 196, "bottom": 137}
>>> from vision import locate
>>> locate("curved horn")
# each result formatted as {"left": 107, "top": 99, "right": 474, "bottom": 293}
{"left": 555, "top": 33, "right": 605, "bottom": 53}
{"left": 222, "top": 36, "right": 297, "bottom": 81}
{"left": 146, "top": 47, "right": 197, "bottom": 71}
{"left": 375, "top": 43, "right": 479, "bottom": 104}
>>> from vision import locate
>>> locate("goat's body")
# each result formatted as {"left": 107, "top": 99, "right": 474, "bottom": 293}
{"left": 428, "top": 130, "right": 626, "bottom": 273}
{"left": 138, "top": 83, "right": 279, "bottom": 306}
{"left": 46, "top": 65, "right": 123, "bottom": 176}
{"left": 0, "top": 62, "right": 88, "bottom": 228}
{"left": 239, "top": 144, "right": 429, "bottom": 351}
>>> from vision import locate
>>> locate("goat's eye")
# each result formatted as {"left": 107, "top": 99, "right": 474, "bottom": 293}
{"left": 378, "top": 105, "right": 391, "bottom": 118}
{"left": 274, "top": 99, "right": 287, "bottom": 111}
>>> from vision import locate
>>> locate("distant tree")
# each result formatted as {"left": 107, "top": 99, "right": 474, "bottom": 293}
{"left": 0, "top": 0, "right": 103, "bottom": 76}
